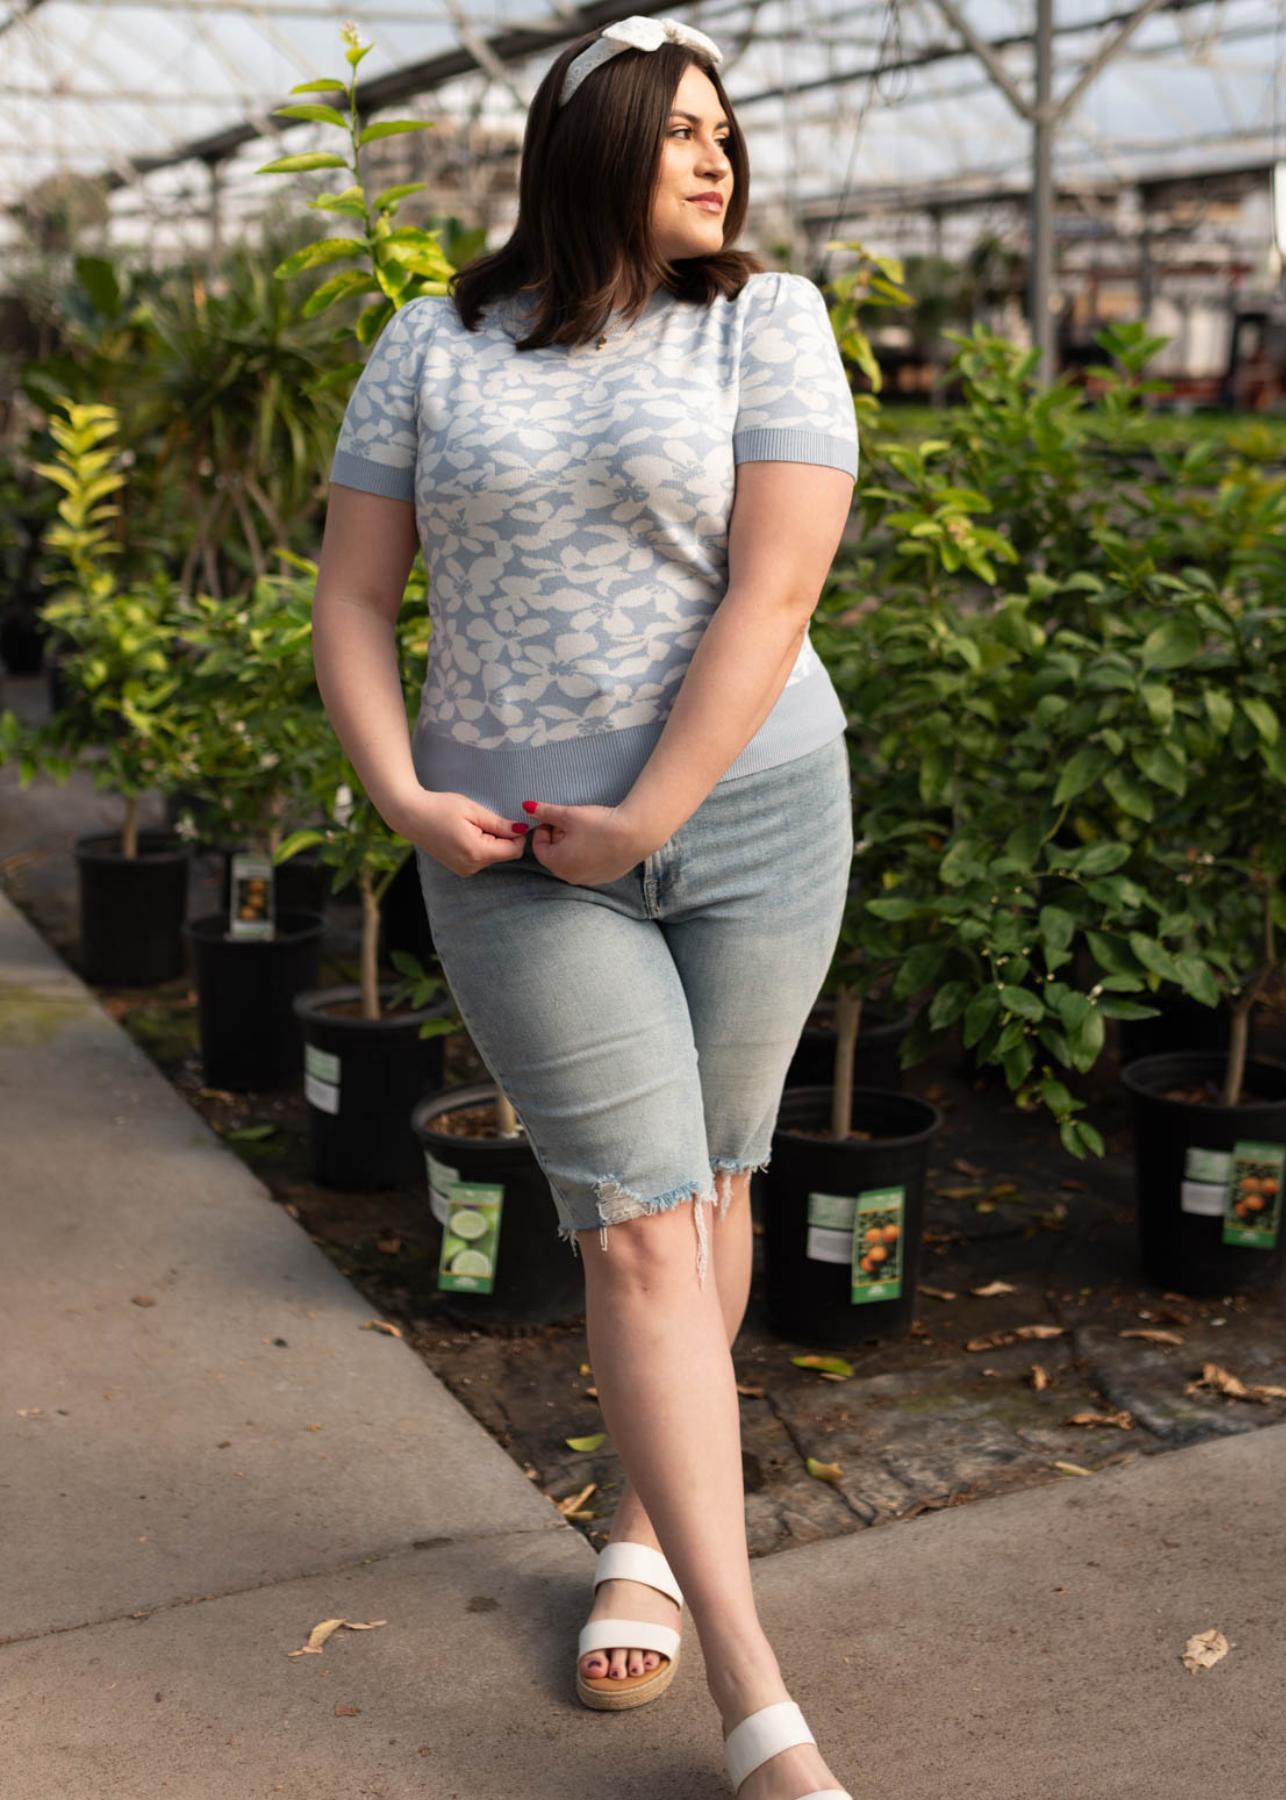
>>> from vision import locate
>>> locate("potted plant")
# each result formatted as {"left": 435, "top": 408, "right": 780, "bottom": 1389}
{"left": 0, "top": 399, "right": 194, "bottom": 985}
{"left": 262, "top": 26, "right": 553, "bottom": 1229}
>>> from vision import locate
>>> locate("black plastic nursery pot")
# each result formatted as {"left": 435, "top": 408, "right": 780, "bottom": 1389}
{"left": 763, "top": 1084, "right": 946, "bottom": 1347}
{"left": 1119, "top": 1051, "right": 1286, "bottom": 1297}
{"left": 73, "top": 829, "right": 191, "bottom": 986}
{"left": 293, "top": 981, "right": 456, "bottom": 1191}
{"left": 784, "top": 996, "right": 918, "bottom": 1092}
{"left": 411, "top": 1081, "right": 586, "bottom": 1330}
{"left": 182, "top": 908, "right": 325, "bottom": 1092}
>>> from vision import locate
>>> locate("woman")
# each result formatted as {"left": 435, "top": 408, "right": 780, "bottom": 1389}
{"left": 314, "top": 16, "right": 857, "bottom": 1799}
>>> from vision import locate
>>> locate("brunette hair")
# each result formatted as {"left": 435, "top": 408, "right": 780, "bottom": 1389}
{"left": 448, "top": 29, "right": 765, "bottom": 349}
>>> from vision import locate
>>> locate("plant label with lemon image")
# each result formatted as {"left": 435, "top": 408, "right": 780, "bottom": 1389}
{"left": 438, "top": 1181, "right": 503, "bottom": 1293}
{"left": 850, "top": 1186, "right": 904, "bottom": 1303}
{"left": 1222, "top": 1141, "right": 1284, "bottom": 1249}
{"left": 1181, "top": 1145, "right": 1232, "bottom": 1218}
{"left": 229, "top": 851, "right": 275, "bottom": 940}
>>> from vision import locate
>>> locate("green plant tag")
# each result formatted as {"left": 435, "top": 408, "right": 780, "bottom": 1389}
{"left": 1222, "top": 1141, "right": 1284, "bottom": 1249}
{"left": 850, "top": 1186, "right": 904, "bottom": 1304}
{"left": 438, "top": 1182, "right": 502, "bottom": 1293}
{"left": 229, "top": 851, "right": 274, "bottom": 940}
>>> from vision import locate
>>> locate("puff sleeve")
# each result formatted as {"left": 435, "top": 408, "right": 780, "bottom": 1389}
{"left": 732, "top": 272, "right": 859, "bottom": 479}
{"left": 328, "top": 296, "right": 438, "bottom": 502}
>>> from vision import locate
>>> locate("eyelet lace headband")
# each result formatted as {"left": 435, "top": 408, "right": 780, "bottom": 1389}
{"left": 558, "top": 14, "right": 724, "bottom": 109}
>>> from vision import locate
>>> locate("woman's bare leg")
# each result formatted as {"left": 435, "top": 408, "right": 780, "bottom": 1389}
{"left": 579, "top": 1167, "right": 754, "bottom": 1680}
{"left": 575, "top": 1176, "right": 841, "bottom": 1800}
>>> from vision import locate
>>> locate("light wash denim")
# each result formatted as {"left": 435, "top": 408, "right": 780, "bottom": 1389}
{"left": 414, "top": 731, "right": 853, "bottom": 1288}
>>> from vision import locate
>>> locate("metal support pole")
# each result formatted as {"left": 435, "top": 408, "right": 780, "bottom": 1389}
{"left": 1031, "top": 0, "right": 1056, "bottom": 381}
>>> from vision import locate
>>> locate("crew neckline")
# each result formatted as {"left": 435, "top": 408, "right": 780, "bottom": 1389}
{"left": 493, "top": 283, "right": 676, "bottom": 346}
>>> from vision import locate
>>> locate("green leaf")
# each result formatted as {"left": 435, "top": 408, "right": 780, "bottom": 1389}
{"left": 301, "top": 270, "right": 380, "bottom": 317}
{"left": 999, "top": 985, "right": 1044, "bottom": 1020}
{"left": 891, "top": 941, "right": 947, "bottom": 1002}
{"left": 274, "top": 237, "right": 367, "bottom": 279}
{"left": 1127, "top": 933, "right": 1181, "bottom": 982}
{"left": 1139, "top": 616, "right": 1199, "bottom": 671}
{"left": 1053, "top": 745, "right": 1111, "bottom": 806}
{"left": 358, "top": 119, "right": 436, "bottom": 146}
{"left": 1131, "top": 741, "right": 1186, "bottom": 796}
{"left": 1085, "top": 930, "right": 1140, "bottom": 975}
{"left": 274, "top": 103, "right": 349, "bottom": 128}
{"left": 963, "top": 985, "right": 1000, "bottom": 1049}
{"left": 1172, "top": 953, "right": 1221, "bottom": 1008}
{"left": 1139, "top": 682, "right": 1173, "bottom": 729}
{"left": 1103, "top": 766, "right": 1154, "bottom": 821}
{"left": 373, "top": 181, "right": 429, "bottom": 212}
{"left": 289, "top": 78, "right": 349, "bottom": 94}
{"left": 256, "top": 152, "right": 351, "bottom": 174}
{"left": 792, "top": 1354, "right": 854, "bottom": 1378}
{"left": 566, "top": 1433, "right": 606, "bottom": 1453}
{"left": 1204, "top": 688, "right": 1234, "bottom": 735}
{"left": 1240, "top": 698, "right": 1279, "bottom": 745}
{"left": 928, "top": 982, "right": 972, "bottom": 1030}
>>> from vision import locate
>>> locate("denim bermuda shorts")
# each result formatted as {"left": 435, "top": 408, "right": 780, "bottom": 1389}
{"left": 414, "top": 731, "right": 853, "bottom": 1290}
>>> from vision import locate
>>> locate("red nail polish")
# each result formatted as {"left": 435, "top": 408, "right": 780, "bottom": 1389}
{"left": 511, "top": 822, "right": 528, "bottom": 833}
{"left": 521, "top": 800, "right": 538, "bottom": 813}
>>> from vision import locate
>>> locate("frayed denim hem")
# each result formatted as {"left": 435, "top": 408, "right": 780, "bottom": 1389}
{"left": 556, "top": 1153, "right": 772, "bottom": 1289}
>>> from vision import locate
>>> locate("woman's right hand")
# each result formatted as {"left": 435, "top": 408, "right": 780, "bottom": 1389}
{"left": 393, "top": 788, "right": 529, "bottom": 877}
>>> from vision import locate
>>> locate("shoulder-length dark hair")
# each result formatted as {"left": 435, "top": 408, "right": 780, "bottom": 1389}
{"left": 448, "top": 28, "right": 766, "bottom": 350}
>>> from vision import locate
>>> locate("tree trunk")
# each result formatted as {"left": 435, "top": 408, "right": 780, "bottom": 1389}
{"left": 358, "top": 864, "right": 381, "bottom": 1020}
{"left": 830, "top": 984, "right": 863, "bottom": 1139}
{"left": 122, "top": 792, "right": 138, "bottom": 859}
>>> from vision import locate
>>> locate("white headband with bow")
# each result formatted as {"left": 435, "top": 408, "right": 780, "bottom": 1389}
{"left": 558, "top": 14, "right": 724, "bottom": 109}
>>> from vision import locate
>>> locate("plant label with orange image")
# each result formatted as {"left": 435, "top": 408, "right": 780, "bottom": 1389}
{"left": 850, "top": 1186, "right": 904, "bottom": 1304}
{"left": 229, "top": 850, "right": 275, "bottom": 940}
{"left": 438, "top": 1181, "right": 503, "bottom": 1294}
{"left": 1222, "top": 1141, "right": 1284, "bottom": 1249}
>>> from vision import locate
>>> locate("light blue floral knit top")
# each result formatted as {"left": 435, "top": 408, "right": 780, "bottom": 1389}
{"left": 329, "top": 269, "right": 858, "bottom": 818}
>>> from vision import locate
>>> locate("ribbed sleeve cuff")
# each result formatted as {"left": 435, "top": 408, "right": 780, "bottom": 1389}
{"left": 732, "top": 428, "right": 858, "bottom": 479}
{"left": 329, "top": 448, "right": 416, "bottom": 502}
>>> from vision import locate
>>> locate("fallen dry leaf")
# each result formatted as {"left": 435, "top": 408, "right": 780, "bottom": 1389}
{"left": 735, "top": 1383, "right": 766, "bottom": 1398}
{"left": 937, "top": 1185, "right": 982, "bottom": 1200}
{"left": 1066, "top": 1409, "right": 1134, "bottom": 1430}
{"left": 287, "top": 1618, "right": 388, "bottom": 1657}
{"left": 965, "top": 1324, "right": 1065, "bottom": 1351}
{"left": 361, "top": 1320, "right": 403, "bottom": 1338}
{"left": 950, "top": 1157, "right": 987, "bottom": 1178}
{"left": 579, "top": 1362, "right": 591, "bottom": 1375}
{"left": 1015, "top": 1324, "right": 1065, "bottom": 1339}
{"left": 1052, "top": 1461, "right": 1094, "bottom": 1476}
{"left": 334, "top": 1702, "right": 361, "bottom": 1716}
{"left": 971, "top": 1280, "right": 1017, "bottom": 1297}
{"left": 1186, "top": 1361, "right": 1286, "bottom": 1404}
{"left": 806, "top": 1456, "right": 842, "bottom": 1483}
{"left": 376, "top": 1238, "right": 403, "bottom": 1255}
{"left": 1058, "top": 1178, "right": 1088, "bottom": 1192}
{"left": 918, "top": 1284, "right": 957, "bottom": 1301}
{"left": 1182, "top": 1627, "right": 1230, "bottom": 1673}
{"left": 132, "top": 1295, "right": 157, "bottom": 1307}
{"left": 198, "top": 1087, "right": 238, "bottom": 1102}
{"left": 1029, "top": 1363, "right": 1049, "bottom": 1391}
{"left": 555, "top": 1482, "right": 596, "bottom": 1517}
{"left": 16, "top": 1407, "right": 43, "bottom": 1418}
{"left": 1119, "top": 1328, "right": 1184, "bottom": 1346}
{"left": 584, "top": 1386, "right": 599, "bottom": 1399}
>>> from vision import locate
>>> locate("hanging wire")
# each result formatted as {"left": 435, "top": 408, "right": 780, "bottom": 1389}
{"left": 815, "top": 0, "right": 907, "bottom": 285}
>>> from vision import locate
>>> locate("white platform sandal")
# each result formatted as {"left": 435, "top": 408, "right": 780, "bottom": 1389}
{"left": 723, "top": 1698, "right": 852, "bottom": 1800}
{"left": 575, "top": 1540, "right": 684, "bottom": 1711}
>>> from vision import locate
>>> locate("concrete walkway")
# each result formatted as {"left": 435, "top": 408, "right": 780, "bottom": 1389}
{"left": 2, "top": 882, "right": 1283, "bottom": 1799}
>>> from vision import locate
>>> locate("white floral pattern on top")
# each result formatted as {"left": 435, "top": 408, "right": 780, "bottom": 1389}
{"left": 330, "top": 270, "right": 858, "bottom": 759}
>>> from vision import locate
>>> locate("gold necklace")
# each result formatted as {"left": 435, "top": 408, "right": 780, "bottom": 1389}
{"left": 595, "top": 311, "right": 625, "bottom": 351}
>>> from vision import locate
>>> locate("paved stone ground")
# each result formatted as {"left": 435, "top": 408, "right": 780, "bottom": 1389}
{"left": 4, "top": 665, "right": 1284, "bottom": 1571}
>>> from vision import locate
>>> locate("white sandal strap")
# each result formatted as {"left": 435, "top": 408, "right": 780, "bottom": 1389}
{"left": 592, "top": 1540, "right": 684, "bottom": 1608}
{"left": 578, "top": 1618, "right": 681, "bottom": 1660}
{"left": 724, "top": 1700, "right": 816, "bottom": 1791}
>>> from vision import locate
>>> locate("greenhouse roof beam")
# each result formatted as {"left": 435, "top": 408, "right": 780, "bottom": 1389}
{"left": 100, "top": 0, "right": 672, "bottom": 183}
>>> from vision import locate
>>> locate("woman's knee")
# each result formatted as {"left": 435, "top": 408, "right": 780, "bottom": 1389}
{"left": 577, "top": 1194, "right": 714, "bottom": 1288}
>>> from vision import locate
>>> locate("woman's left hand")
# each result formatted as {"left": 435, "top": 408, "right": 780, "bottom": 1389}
{"left": 520, "top": 799, "right": 656, "bottom": 887}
